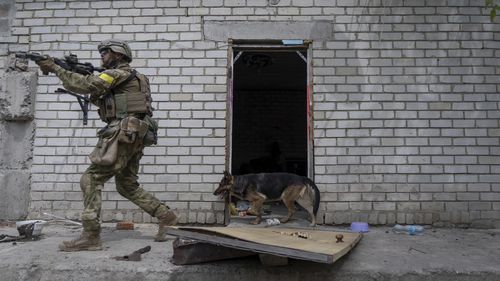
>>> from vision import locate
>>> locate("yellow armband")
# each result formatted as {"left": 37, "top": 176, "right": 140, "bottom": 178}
{"left": 98, "top": 73, "right": 114, "bottom": 84}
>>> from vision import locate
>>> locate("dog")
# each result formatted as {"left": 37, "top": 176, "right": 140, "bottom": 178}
{"left": 213, "top": 171, "right": 320, "bottom": 226}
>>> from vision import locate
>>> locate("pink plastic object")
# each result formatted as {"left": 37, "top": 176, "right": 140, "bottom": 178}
{"left": 350, "top": 222, "right": 369, "bottom": 233}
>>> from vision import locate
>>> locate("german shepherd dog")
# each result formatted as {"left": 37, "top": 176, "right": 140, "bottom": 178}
{"left": 213, "top": 171, "right": 320, "bottom": 226}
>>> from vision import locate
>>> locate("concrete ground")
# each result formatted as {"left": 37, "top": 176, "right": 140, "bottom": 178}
{"left": 0, "top": 220, "right": 499, "bottom": 281}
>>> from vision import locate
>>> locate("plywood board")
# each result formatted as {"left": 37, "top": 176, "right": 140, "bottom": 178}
{"left": 166, "top": 226, "right": 362, "bottom": 264}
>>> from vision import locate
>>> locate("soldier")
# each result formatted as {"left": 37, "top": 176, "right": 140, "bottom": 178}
{"left": 35, "top": 39, "right": 178, "bottom": 251}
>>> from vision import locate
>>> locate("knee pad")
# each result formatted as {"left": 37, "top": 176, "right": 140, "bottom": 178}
{"left": 80, "top": 172, "right": 103, "bottom": 193}
{"left": 80, "top": 173, "right": 92, "bottom": 192}
{"left": 80, "top": 173, "right": 92, "bottom": 187}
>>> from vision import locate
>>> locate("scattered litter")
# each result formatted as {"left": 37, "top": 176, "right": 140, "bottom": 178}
{"left": 233, "top": 201, "right": 271, "bottom": 217}
{"left": 272, "top": 231, "right": 311, "bottom": 239}
{"left": 116, "top": 221, "right": 134, "bottom": 230}
{"left": 229, "top": 203, "right": 238, "bottom": 216}
{"left": 0, "top": 220, "right": 46, "bottom": 243}
{"left": 16, "top": 220, "right": 46, "bottom": 237}
{"left": 236, "top": 200, "right": 250, "bottom": 211}
{"left": 0, "top": 234, "right": 19, "bottom": 243}
{"left": 113, "top": 246, "right": 151, "bottom": 261}
{"left": 265, "top": 218, "right": 281, "bottom": 227}
{"left": 350, "top": 222, "right": 369, "bottom": 233}
{"left": 393, "top": 224, "right": 424, "bottom": 235}
{"left": 335, "top": 234, "right": 344, "bottom": 243}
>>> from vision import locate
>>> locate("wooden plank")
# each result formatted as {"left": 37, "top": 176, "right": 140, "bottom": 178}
{"left": 166, "top": 227, "right": 333, "bottom": 263}
{"left": 166, "top": 227, "right": 363, "bottom": 264}
{"left": 178, "top": 227, "right": 361, "bottom": 257}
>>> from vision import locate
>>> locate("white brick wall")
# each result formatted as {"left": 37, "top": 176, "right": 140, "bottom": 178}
{"left": 1, "top": 0, "right": 499, "bottom": 226}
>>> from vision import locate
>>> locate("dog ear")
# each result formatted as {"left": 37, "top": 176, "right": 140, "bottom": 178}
{"left": 223, "top": 170, "right": 229, "bottom": 177}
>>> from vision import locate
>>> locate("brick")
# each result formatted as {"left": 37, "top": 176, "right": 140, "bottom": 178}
{"left": 373, "top": 202, "right": 396, "bottom": 211}
{"left": 350, "top": 202, "right": 372, "bottom": 211}
{"left": 362, "top": 193, "right": 385, "bottom": 201}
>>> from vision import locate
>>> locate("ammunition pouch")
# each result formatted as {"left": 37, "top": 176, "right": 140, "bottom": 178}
{"left": 142, "top": 115, "right": 158, "bottom": 146}
{"left": 89, "top": 121, "right": 120, "bottom": 166}
{"left": 117, "top": 116, "right": 148, "bottom": 144}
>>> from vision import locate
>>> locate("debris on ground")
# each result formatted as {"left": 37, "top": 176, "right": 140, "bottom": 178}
{"left": 272, "top": 230, "right": 311, "bottom": 239}
{"left": 0, "top": 234, "right": 19, "bottom": 243}
{"left": 116, "top": 221, "right": 134, "bottom": 230}
{"left": 335, "top": 234, "right": 344, "bottom": 243}
{"left": 113, "top": 245, "right": 151, "bottom": 261}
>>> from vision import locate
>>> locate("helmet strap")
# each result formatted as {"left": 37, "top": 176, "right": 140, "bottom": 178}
{"left": 103, "top": 53, "right": 125, "bottom": 69}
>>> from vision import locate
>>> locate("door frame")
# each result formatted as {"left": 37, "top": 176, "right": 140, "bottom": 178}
{"left": 224, "top": 39, "right": 314, "bottom": 224}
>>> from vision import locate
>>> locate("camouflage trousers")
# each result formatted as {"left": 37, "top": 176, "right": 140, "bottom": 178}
{"left": 80, "top": 139, "right": 170, "bottom": 232}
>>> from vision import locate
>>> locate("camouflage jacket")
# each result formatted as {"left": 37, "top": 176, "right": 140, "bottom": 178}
{"left": 54, "top": 63, "right": 135, "bottom": 105}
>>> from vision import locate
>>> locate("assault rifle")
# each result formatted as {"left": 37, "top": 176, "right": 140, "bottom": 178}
{"left": 15, "top": 52, "right": 103, "bottom": 126}
{"left": 15, "top": 52, "right": 104, "bottom": 75}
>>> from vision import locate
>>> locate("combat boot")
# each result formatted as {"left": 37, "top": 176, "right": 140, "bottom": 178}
{"left": 154, "top": 210, "right": 178, "bottom": 242}
{"left": 59, "top": 229, "right": 102, "bottom": 252}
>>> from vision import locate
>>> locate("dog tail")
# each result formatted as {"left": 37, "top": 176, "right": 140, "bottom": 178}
{"left": 304, "top": 177, "right": 320, "bottom": 215}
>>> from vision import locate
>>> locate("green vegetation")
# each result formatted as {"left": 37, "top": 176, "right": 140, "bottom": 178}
{"left": 486, "top": 0, "right": 500, "bottom": 21}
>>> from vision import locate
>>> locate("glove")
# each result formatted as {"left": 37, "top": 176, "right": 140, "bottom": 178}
{"left": 36, "top": 56, "right": 57, "bottom": 74}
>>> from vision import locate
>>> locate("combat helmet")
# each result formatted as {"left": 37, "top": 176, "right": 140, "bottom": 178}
{"left": 98, "top": 39, "right": 132, "bottom": 62}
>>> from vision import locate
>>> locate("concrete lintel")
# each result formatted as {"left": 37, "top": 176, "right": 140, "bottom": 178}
{"left": 203, "top": 21, "right": 334, "bottom": 41}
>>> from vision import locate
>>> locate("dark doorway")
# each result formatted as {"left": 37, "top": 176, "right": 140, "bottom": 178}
{"left": 231, "top": 50, "right": 308, "bottom": 176}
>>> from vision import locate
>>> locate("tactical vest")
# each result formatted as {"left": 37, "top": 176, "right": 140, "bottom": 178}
{"left": 99, "top": 69, "right": 153, "bottom": 122}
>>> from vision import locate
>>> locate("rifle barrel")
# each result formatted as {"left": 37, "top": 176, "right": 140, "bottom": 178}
{"left": 15, "top": 52, "right": 45, "bottom": 61}
{"left": 14, "top": 52, "right": 102, "bottom": 74}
